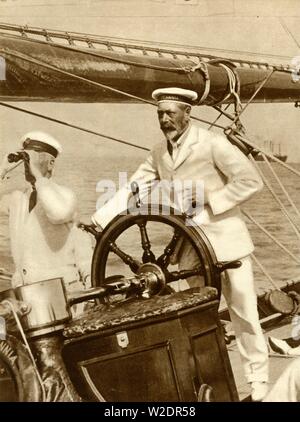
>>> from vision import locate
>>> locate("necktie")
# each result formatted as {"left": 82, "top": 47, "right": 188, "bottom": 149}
{"left": 29, "top": 186, "right": 37, "bottom": 212}
{"left": 167, "top": 140, "right": 173, "bottom": 158}
{"left": 23, "top": 159, "right": 37, "bottom": 212}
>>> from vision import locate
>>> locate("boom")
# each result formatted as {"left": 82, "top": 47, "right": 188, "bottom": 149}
{"left": 0, "top": 23, "right": 299, "bottom": 104}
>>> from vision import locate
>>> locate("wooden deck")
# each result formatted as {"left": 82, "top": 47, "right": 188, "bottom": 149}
{"left": 228, "top": 315, "right": 298, "bottom": 401}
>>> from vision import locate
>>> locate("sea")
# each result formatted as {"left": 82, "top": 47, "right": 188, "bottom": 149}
{"left": 0, "top": 151, "right": 300, "bottom": 295}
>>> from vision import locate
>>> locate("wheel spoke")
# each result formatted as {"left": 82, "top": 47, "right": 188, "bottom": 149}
{"left": 157, "top": 230, "right": 181, "bottom": 268}
{"left": 108, "top": 240, "right": 141, "bottom": 273}
{"left": 166, "top": 266, "right": 203, "bottom": 282}
{"left": 137, "top": 220, "right": 156, "bottom": 263}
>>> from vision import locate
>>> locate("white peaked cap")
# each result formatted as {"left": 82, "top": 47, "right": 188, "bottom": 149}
{"left": 152, "top": 87, "right": 198, "bottom": 105}
{"left": 20, "top": 131, "right": 62, "bottom": 157}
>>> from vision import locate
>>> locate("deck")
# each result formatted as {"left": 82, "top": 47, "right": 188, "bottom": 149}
{"left": 228, "top": 315, "right": 298, "bottom": 401}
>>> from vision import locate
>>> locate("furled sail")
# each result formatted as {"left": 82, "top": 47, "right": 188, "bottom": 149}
{"left": 0, "top": 23, "right": 299, "bottom": 104}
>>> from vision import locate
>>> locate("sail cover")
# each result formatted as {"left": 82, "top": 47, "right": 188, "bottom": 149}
{"left": 0, "top": 24, "right": 299, "bottom": 104}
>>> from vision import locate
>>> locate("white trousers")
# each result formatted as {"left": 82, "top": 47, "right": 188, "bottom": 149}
{"left": 264, "top": 358, "right": 300, "bottom": 402}
{"left": 177, "top": 242, "right": 269, "bottom": 383}
{"left": 221, "top": 256, "right": 269, "bottom": 383}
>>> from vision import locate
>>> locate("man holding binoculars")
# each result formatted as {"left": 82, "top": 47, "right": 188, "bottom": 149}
{"left": 0, "top": 131, "right": 92, "bottom": 301}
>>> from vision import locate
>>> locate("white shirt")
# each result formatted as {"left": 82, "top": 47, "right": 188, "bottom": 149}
{"left": 168, "top": 125, "right": 191, "bottom": 161}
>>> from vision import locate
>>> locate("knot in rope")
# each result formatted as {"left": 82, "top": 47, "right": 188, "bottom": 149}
{"left": 183, "top": 59, "right": 211, "bottom": 105}
{"left": 208, "top": 59, "right": 243, "bottom": 125}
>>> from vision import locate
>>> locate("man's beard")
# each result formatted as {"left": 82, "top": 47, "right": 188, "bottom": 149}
{"left": 163, "top": 129, "right": 179, "bottom": 141}
{"left": 161, "top": 120, "right": 188, "bottom": 141}
{"left": 161, "top": 124, "right": 179, "bottom": 141}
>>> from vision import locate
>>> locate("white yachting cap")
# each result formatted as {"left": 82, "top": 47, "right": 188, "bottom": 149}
{"left": 152, "top": 87, "right": 198, "bottom": 106}
{"left": 20, "top": 131, "right": 62, "bottom": 157}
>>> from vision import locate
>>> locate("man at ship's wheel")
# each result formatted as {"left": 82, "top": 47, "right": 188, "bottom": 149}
{"left": 92, "top": 87, "right": 269, "bottom": 401}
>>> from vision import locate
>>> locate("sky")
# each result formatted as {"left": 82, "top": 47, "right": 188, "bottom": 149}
{"left": 0, "top": 0, "right": 300, "bottom": 160}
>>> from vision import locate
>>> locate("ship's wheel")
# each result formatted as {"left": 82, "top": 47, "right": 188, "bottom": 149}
{"left": 91, "top": 205, "right": 225, "bottom": 298}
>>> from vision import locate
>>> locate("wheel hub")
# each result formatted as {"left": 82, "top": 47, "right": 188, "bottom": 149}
{"left": 137, "top": 263, "right": 166, "bottom": 298}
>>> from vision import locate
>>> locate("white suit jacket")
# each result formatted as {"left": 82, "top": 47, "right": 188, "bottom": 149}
{"left": 93, "top": 125, "right": 263, "bottom": 261}
{"left": 0, "top": 178, "right": 93, "bottom": 287}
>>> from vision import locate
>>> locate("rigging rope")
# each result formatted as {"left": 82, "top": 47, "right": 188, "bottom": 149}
{"left": 249, "top": 155, "right": 300, "bottom": 239}
{"left": 251, "top": 253, "right": 280, "bottom": 291}
{"left": 262, "top": 153, "right": 300, "bottom": 218}
{"left": 234, "top": 131, "right": 300, "bottom": 179}
{"left": 211, "top": 62, "right": 241, "bottom": 110}
{"left": 228, "top": 70, "right": 275, "bottom": 128}
{"left": 207, "top": 104, "right": 233, "bottom": 131}
{"left": 215, "top": 73, "right": 300, "bottom": 283}
{"left": 242, "top": 210, "right": 300, "bottom": 265}
{"left": 210, "top": 61, "right": 244, "bottom": 132}
{"left": 0, "top": 102, "right": 150, "bottom": 152}
{"left": 213, "top": 105, "right": 235, "bottom": 122}
{"left": 279, "top": 18, "right": 300, "bottom": 51}
{"left": 190, "top": 60, "right": 210, "bottom": 104}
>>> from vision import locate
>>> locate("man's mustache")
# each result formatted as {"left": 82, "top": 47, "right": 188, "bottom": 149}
{"left": 160, "top": 123, "right": 176, "bottom": 130}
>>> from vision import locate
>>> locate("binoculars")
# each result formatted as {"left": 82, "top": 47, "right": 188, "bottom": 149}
{"left": 7, "top": 151, "right": 29, "bottom": 163}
